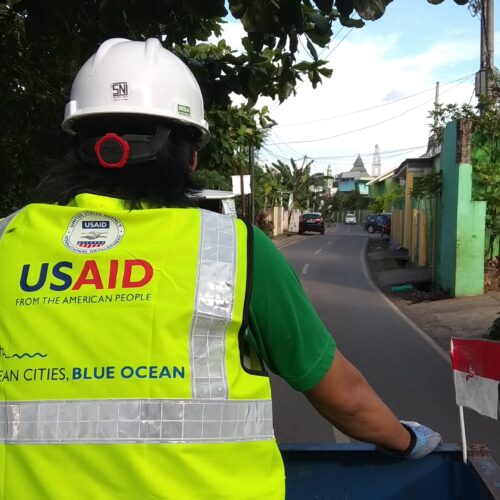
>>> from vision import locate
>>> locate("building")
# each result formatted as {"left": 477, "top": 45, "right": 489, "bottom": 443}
{"left": 337, "top": 155, "right": 374, "bottom": 195}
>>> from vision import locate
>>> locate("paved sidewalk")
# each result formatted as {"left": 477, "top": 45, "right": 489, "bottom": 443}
{"left": 366, "top": 237, "right": 500, "bottom": 353}
{"left": 272, "top": 228, "right": 500, "bottom": 354}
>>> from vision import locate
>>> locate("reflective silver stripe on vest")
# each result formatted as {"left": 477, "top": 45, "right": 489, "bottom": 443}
{"left": 0, "top": 399, "right": 273, "bottom": 444}
{"left": 0, "top": 209, "right": 23, "bottom": 241}
{"left": 190, "top": 210, "right": 237, "bottom": 399}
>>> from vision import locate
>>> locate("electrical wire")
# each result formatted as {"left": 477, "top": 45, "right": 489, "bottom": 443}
{"left": 269, "top": 129, "right": 305, "bottom": 157}
{"left": 258, "top": 144, "right": 427, "bottom": 168}
{"left": 305, "top": 145, "right": 427, "bottom": 161}
{"left": 275, "top": 73, "right": 475, "bottom": 128}
{"left": 270, "top": 74, "right": 474, "bottom": 145}
{"left": 260, "top": 146, "right": 301, "bottom": 162}
{"left": 318, "top": 28, "right": 354, "bottom": 62}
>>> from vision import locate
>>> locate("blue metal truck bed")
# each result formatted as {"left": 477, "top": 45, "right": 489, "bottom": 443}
{"left": 280, "top": 443, "right": 500, "bottom": 499}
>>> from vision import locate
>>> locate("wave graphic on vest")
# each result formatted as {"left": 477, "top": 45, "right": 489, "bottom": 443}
{"left": 0, "top": 345, "right": 47, "bottom": 359}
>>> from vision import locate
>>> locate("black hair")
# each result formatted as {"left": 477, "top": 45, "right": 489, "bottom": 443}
{"left": 37, "top": 114, "right": 202, "bottom": 209}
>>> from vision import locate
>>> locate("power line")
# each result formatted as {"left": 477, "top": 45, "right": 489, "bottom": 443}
{"left": 274, "top": 72, "right": 475, "bottom": 128}
{"left": 318, "top": 28, "right": 354, "bottom": 61}
{"left": 258, "top": 144, "right": 428, "bottom": 167}
{"left": 269, "top": 129, "right": 304, "bottom": 157}
{"left": 270, "top": 74, "right": 474, "bottom": 145}
{"left": 272, "top": 103, "right": 429, "bottom": 144}
{"left": 304, "top": 145, "right": 427, "bottom": 161}
{"left": 260, "top": 146, "right": 301, "bottom": 162}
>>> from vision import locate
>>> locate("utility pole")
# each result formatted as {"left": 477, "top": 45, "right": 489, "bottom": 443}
{"left": 433, "top": 81, "right": 440, "bottom": 127}
{"left": 239, "top": 164, "right": 246, "bottom": 218}
{"left": 249, "top": 145, "right": 255, "bottom": 224}
{"left": 476, "top": 0, "right": 495, "bottom": 98}
{"left": 481, "top": 0, "right": 494, "bottom": 73}
{"left": 426, "top": 81, "right": 441, "bottom": 156}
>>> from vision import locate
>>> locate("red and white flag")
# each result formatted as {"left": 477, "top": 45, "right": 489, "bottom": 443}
{"left": 450, "top": 338, "right": 500, "bottom": 420}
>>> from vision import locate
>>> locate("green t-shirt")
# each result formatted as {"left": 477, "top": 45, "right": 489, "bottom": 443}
{"left": 248, "top": 227, "right": 335, "bottom": 392}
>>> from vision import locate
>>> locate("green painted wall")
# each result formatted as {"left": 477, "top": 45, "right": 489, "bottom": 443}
{"left": 437, "top": 122, "right": 458, "bottom": 292}
{"left": 382, "top": 179, "right": 396, "bottom": 212}
{"left": 437, "top": 121, "right": 486, "bottom": 296}
{"left": 455, "top": 164, "right": 486, "bottom": 295}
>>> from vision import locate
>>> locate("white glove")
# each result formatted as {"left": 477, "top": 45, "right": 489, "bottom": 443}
{"left": 379, "top": 421, "right": 442, "bottom": 459}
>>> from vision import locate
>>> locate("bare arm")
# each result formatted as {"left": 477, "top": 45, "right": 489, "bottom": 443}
{"left": 305, "top": 349, "right": 411, "bottom": 452}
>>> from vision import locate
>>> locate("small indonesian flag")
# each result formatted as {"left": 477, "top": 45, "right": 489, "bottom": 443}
{"left": 450, "top": 338, "right": 500, "bottom": 420}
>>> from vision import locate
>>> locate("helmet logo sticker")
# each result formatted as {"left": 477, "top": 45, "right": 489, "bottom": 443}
{"left": 63, "top": 212, "right": 125, "bottom": 254}
{"left": 177, "top": 104, "right": 191, "bottom": 117}
{"left": 111, "top": 82, "right": 128, "bottom": 100}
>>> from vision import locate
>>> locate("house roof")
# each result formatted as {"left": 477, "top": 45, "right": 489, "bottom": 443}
{"left": 350, "top": 154, "right": 368, "bottom": 173}
{"left": 366, "top": 167, "right": 398, "bottom": 186}
{"left": 394, "top": 156, "right": 435, "bottom": 180}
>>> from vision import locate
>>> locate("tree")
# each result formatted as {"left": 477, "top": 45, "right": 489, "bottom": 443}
{"left": 261, "top": 157, "right": 312, "bottom": 217}
{"left": 471, "top": 94, "right": 500, "bottom": 261}
{"left": 1, "top": 0, "right": 474, "bottom": 214}
{"left": 288, "top": 157, "right": 313, "bottom": 216}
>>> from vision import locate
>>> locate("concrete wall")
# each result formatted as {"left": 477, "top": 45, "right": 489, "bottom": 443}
{"left": 272, "top": 206, "right": 284, "bottom": 237}
{"left": 267, "top": 207, "right": 302, "bottom": 236}
{"left": 437, "top": 121, "right": 486, "bottom": 297}
{"left": 288, "top": 210, "right": 301, "bottom": 233}
{"left": 404, "top": 173, "right": 415, "bottom": 250}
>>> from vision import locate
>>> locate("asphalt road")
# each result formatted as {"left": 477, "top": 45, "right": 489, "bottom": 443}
{"left": 270, "top": 223, "right": 500, "bottom": 464}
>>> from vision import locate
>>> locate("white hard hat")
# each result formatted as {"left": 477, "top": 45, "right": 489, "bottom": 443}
{"left": 62, "top": 38, "right": 210, "bottom": 147}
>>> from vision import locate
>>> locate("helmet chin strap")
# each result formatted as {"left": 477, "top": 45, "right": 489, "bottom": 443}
{"left": 78, "top": 125, "right": 172, "bottom": 168}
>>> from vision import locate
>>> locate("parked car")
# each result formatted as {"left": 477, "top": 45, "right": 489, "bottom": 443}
{"left": 299, "top": 212, "right": 325, "bottom": 234}
{"left": 364, "top": 213, "right": 391, "bottom": 234}
{"left": 345, "top": 213, "right": 357, "bottom": 224}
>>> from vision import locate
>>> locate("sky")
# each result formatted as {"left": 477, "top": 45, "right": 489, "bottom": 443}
{"left": 218, "top": 1, "right": 499, "bottom": 177}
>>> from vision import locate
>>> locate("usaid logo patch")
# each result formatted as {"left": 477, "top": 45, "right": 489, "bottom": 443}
{"left": 82, "top": 220, "right": 110, "bottom": 229}
{"left": 63, "top": 212, "right": 124, "bottom": 254}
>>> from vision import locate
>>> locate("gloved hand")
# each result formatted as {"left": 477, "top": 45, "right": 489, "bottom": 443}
{"left": 379, "top": 421, "right": 442, "bottom": 459}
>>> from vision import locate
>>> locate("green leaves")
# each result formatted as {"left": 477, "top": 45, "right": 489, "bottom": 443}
{"left": 0, "top": 0, "right": 477, "bottom": 215}
{"left": 198, "top": 104, "right": 274, "bottom": 177}
{"left": 259, "top": 157, "right": 312, "bottom": 212}
{"left": 313, "top": 0, "right": 334, "bottom": 14}
{"left": 335, "top": 0, "right": 354, "bottom": 17}
{"left": 429, "top": 0, "right": 470, "bottom": 7}
{"left": 306, "top": 12, "right": 332, "bottom": 45}
{"left": 334, "top": 0, "right": 393, "bottom": 24}
{"left": 411, "top": 171, "right": 442, "bottom": 200}
{"left": 182, "top": 0, "right": 227, "bottom": 17}
{"left": 353, "top": 0, "right": 392, "bottom": 20}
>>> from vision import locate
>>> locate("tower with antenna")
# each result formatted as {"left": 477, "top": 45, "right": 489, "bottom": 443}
{"left": 371, "top": 144, "right": 381, "bottom": 178}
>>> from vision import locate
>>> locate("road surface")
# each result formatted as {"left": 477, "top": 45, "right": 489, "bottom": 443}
{"left": 270, "top": 223, "right": 500, "bottom": 463}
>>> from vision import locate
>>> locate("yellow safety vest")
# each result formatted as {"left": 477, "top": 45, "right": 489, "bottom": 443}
{"left": 0, "top": 194, "right": 285, "bottom": 500}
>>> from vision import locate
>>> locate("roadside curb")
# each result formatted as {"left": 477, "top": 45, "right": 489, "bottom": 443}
{"left": 364, "top": 235, "right": 500, "bottom": 352}
{"left": 360, "top": 238, "right": 451, "bottom": 363}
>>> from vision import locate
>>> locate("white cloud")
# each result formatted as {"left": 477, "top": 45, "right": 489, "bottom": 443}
{"left": 212, "top": 17, "right": 485, "bottom": 176}
{"left": 260, "top": 30, "right": 478, "bottom": 175}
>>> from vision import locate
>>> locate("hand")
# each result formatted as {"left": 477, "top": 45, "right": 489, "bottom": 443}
{"left": 379, "top": 421, "right": 442, "bottom": 459}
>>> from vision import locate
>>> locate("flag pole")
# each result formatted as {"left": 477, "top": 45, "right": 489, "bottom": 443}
{"left": 459, "top": 405, "right": 468, "bottom": 463}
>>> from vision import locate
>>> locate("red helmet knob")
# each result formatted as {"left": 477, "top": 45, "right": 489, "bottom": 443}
{"left": 94, "top": 133, "right": 130, "bottom": 168}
